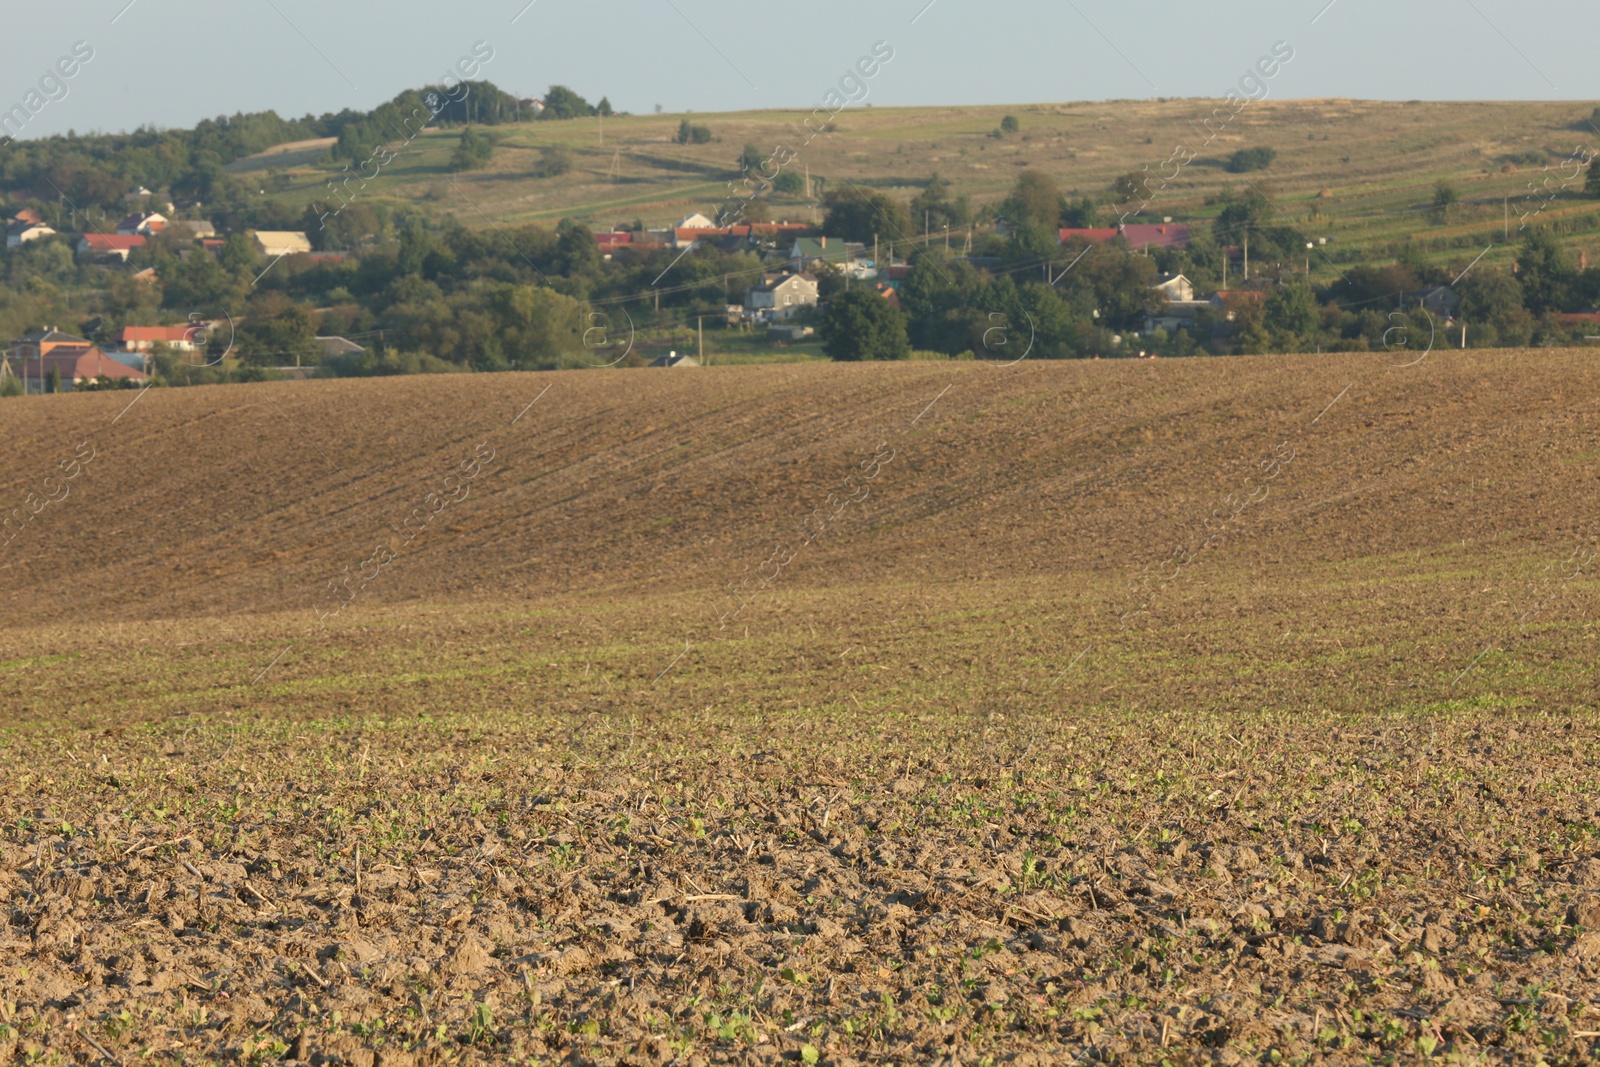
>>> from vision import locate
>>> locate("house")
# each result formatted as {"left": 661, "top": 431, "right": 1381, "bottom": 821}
{"left": 251, "top": 231, "right": 312, "bottom": 257}
{"left": 1057, "top": 224, "right": 1192, "bottom": 251}
{"left": 5, "top": 327, "right": 147, "bottom": 392}
{"left": 1152, "top": 273, "right": 1195, "bottom": 302}
{"left": 649, "top": 350, "right": 699, "bottom": 367}
{"left": 115, "top": 211, "right": 166, "bottom": 236}
{"left": 165, "top": 219, "right": 216, "bottom": 239}
{"left": 676, "top": 212, "right": 716, "bottom": 230}
{"left": 1413, "top": 286, "right": 1460, "bottom": 319}
{"left": 595, "top": 231, "right": 633, "bottom": 258}
{"left": 1208, "top": 291, "right": 1268, "bottom": 322}
{"left": 8, "top": 326, "right": 94, "bottom": 365}
{"left": 131, "top": 267, "right": 159, "bottom": 285}
{"left": 5, "top": 220, "right": 55, "bottom": 248}
{"left": 77, "top": 234, "right": 146, "bottom": 261}
{"left": 745, "top": 272, "right": 819, "bottom": 320}
{"left": 198, "top": 238, "right": 226, "bottom": 253}
{"left": 8, "top": 207, "right": 44, "bottom": 226}
{"left": 1058, "top": 227, "right": 1121, "bottom": 245}
{"left": 787, "top": 236, "right": 860, "bottom": 272}
{"left": 519, "top": 98, "right": 545, "bottom": 116}
{"left": 123, "top": 186, "right": 154, "bottom": 203}
{"left": 1147, "top": 278, "right": 1216, "bottom": 332}
{"left": 315, "top": 336, "right": 365, "bottom": 358}
{"left": 1121, "top": 223, "right": 1191, "bottom": 251}
{"left": 876, "top": 265, "right": 912, "bottom": 290}
{"left": 27, "top": 347, "right": 149, "bottom": 391}
{"left": 116, "top": 325, "right": 201, "bottom": 353}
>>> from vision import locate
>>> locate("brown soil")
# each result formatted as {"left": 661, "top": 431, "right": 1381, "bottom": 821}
{"left": 2, "top": 353, "right": 1600, "bottom": 1064}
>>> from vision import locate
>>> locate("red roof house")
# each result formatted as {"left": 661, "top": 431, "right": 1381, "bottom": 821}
{"left": 1122, "top": 223, "right": 1191, "bottom": 250}
{"left": 35, "top": 346, "right": 148, "bottom": 389}
{"left": 78, "top": 234, "right": 146, "bottom": 261}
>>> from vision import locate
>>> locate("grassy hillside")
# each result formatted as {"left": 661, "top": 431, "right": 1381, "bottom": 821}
{"left": 242, "top": 99, "right": 1600, "bottom": 274}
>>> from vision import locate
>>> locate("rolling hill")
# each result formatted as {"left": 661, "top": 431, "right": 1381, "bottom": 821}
{"left": 246, "top": 99, "right": 1600, "bottom": 273}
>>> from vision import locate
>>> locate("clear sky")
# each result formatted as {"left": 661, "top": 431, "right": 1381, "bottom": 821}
{"left": 3, "top": 0, "right": 1596, "bottom": 139}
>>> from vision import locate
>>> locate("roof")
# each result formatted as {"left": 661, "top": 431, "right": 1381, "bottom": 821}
{"left": 790, "top": 237, "right": 853, "bottom": 260}
{"left": 81, "top": 234, "right": 146, "bottom": 251}
{"left": 1122, "top": 223, "right": 1191, "bottom": 249}
{"left": 16, "top": 327, "right": 91, "bottom": 345}
{"left": 1059, "top": 228, "right": 1120, "bottom": 244}
{"left": 116, "top": 211, "right": 166, "bottom": 232}
{"left": 649, "top": 352, "right": 699, "bottom": 367}
{"left": 315, "top": 336, "right": 365, "bottom": 356}
{"left": 252, "top": 230, "right": 312, "bottom": 252}
{"left": 751, "top": 273, "right": 817, "bottom": 293}
{"left": 117, "top": 325, "right": 199, "bottom": 343}
{"left": 166, "top": 219, "right": 216, "bottom": 236}
{"left": 25, "top": 345, "right": 148, "bottom": 381}
{"left": 595, "top": 231, "right": 634, "bottom": 245}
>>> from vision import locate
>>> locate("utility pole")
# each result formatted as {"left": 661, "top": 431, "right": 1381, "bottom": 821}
{"left": 924, "top": 210, "right": 930, "bottom": 246}
{"left": 698, "top": 316, "right": 704, "bottom": 364}
{"left": 1243, "top": 230, "right": 1249, "bottom": 282}
{"left": 1504, "top": 197, "right": 1509, "bottom": 240}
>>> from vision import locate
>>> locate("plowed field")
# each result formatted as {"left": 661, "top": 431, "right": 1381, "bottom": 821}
{"left": 2, "top": 352, "right": 1599, "bottom": 1065}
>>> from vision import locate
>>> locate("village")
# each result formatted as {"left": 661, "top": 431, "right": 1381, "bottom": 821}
{"left": 0, "top": 201, "right": 1315, "bottom": 389}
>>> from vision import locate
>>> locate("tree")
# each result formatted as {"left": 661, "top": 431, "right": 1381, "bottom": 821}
{"left": 1588, "top": 158, "right": 1600, "bottom": 199}
{"left": 820, "top": 288, "right": 909, "bottom": 361}
{"left": 1432, "top": 180, "right": 1459, "bottom": 223}
{"left": 1000, "top": 115, "right": 1020, "bottom": 134}
{"left": 1516, "top": 229, "right": 1573, "bottom": 315}
{"left": 535, "top": 145, "right": 572, "bottom": 178}
{"left": 1264, "top": 283, "right": 1318, "bottom": 347}
{"left": 45, "top": 367, "right": 61, "bottom": 394}
{"left": 1004, "top": 169, "right": 1063, "bottom": 228}
{"left": 450, "top": 128, "right": 493, "bottom": 171}
{"left": 1060, "top": 195, "right": 1097, "bottom": 228}
{"left": 596, "top": 97, "right": 613, "bottom": 117}
{"left": 822, "top": 187, "right": 912, "bottom": 244}
{"left": 772, "top": 170, "right": 805, "bottom": 195}
{"left": 556, "top": 218, "right": 601, "bottom": 277}
{"left": 910, "top": 172, "right": 970, "bottom": 231}
{"left": 739, "top": 143, "right": 764, "bottom": 174}
{"left": 1455, "top": 269, "right": 1531, "bottom": 346}
{"left": 675, "top": 119, "right": 711, "bottom": 145}
{"left": 1227, "top": 147, "right": 1277, "bottom": 173}
{"left": 539, "top": 85, "right": 593, "bottom": 120}
{"left": 1327, "top": 263, "right": 1420, "bottom": 307}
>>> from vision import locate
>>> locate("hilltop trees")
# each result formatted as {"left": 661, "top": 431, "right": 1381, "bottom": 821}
{"left": 675, "top": 119, "right": 712, "bottom": 144}
{"left": 539, "top": 85, "right": 594, "bottom": 120}
{"left": 1588, "top": 157, "right": 1600, "bottom": 198}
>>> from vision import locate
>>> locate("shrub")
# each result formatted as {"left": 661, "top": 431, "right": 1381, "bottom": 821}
{"left": 1227, "top": 147, "right": 1277, "bottom": 173}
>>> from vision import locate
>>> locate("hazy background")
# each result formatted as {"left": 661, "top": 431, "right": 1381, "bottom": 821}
{"left": 2, "top": 0, "right": 1596, "bottom": 139}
